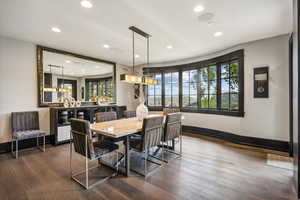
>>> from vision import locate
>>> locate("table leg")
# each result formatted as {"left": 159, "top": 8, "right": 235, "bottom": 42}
{"left": 171, "top": 139, "right": 175, "bottom": 150}
{"left": 125, "top": 135, "right": 130, "bottom": 176}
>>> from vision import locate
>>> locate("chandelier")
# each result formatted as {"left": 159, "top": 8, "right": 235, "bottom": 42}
{"left": 120, "top": 26, "right": 157, "bottom": 85}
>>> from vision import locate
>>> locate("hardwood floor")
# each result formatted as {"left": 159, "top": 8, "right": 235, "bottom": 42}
{"left": 0, "top": 135, "right": 296, "bottom": 200}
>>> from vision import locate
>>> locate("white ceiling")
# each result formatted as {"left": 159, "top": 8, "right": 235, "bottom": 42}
{"left": 43, "top": 51, "right": 113, "bottom": 77}
{"left": 0, "top": 0, "right": 292, "bottom": 66}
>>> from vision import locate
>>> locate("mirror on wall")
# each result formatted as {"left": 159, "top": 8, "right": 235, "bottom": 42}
{"left": 37, "top": 46, "right": 116, "bottom": 107}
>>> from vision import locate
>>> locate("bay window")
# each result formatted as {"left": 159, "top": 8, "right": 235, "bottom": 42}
{"left": 144, "top": 49, "right": 244, "bottom": 117}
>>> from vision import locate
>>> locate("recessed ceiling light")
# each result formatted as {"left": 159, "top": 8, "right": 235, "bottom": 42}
{"left": 214, "top": 31, "right": 223, "bottom": 37}
{"left": 51, "top": 27, "right": 61, "bottom": 33}
{"left": 65, "top": 60, "right": 71, "bottom": 63}
{"left": 135, "top": 54, "right": 140, "bottom": 58}
{"left": 194, "top": 5, "right": 205, "bottom": 13}
{"left": 103, "top": 44, "right": 110, "bottom": 49}
{"left": 166, "top": 45, "right": 173, "bottom": 49}
{"left": 81, "top": 0, "right": 93, "bottom": 8}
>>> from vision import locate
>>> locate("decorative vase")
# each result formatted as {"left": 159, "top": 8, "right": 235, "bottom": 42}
{"left": 136, "top": 96, "right": 148, "bottom": 121}
{"left": 76, "top": 100, "right": 81, "bottom": 107}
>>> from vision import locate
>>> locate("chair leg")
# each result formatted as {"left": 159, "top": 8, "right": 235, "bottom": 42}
{"left": 162, "top": 143, "right": 164, "bottom": 162}
{"left": 85, "top": 156, "right": 89, "bottom": 189}
{"left": 180, "top": 134, "right": 182, "bottom": 156}
{"left": 85, "top": 136, "right": 89, "bottom": 189}
{"left": 43, "top": 135, "right": 46, "bottom": 152}
{"left": 16, "top": 140, "right": 18, "bottom": 159}
{"left": 11, "top": 140, "right": 14, "bottom": 158}
{"left": 12, "top": 139, "right": 19, "bottom": 159}
{"left": 144, "top": 150, "right": 148, "bottom": 176}
{"left": 70, "top": 138, "right": 73, "bottom": 179}
{"left": 37, "top": 136, "right": 46, "bottom": 152}
{"left": 116, "top": 151, "right": 119, "bottom": 175}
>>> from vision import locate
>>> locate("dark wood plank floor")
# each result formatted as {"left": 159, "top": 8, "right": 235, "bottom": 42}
{"left": 0, "top": 136, "right": 296, "bottom": 200}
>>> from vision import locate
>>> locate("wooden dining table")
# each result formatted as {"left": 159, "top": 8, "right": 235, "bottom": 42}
{"left": 90, "top": 114, "right": 162, "bottom": 176}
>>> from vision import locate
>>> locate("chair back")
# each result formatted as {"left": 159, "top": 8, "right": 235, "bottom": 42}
{"left": 124, "top": 111, "right": 136, "bottom": 118}
{"left": 163, "top": 108, "right": 180, "bottom": 115}
{"left": 140, "top": 116, "right": 164, "bottom": 151}
{"left": 11, "top": 111, "right": 39, "bottom": 132}
{"left": 164, "top": 113, "right": 182, "bottom": 141}
{"left": 95, "top": 112, "right": 117, "bottom": 123}
{"left": 70, "top": 119, "right": 94, "bottom": 159}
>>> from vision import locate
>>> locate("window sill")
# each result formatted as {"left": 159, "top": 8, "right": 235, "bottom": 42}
{"left": 148, "top": 107, "right": 244, "bottom": 117}
{"left": 181, "top": 108, "right": 244, "bottom": 117}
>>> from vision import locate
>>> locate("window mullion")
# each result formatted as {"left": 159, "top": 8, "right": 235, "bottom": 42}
{"left": 197, "top": 68, "right": 201, "bottom": 109}
{"left": 208, "top": 67, "right": 210, "bottom": 109}
{"left": 229, "top": 64, "right": 232, "bottom": 110}
{"left": 217, "top": 64, "right": 221, "bottom": 110}
{"left": 189, "top": 71, "right": 191, "bottom": 106}
{"left": 161, "top": 72, "right": 164, "bottom": 107}
{"left": 171, "top": 73, "right": 173, "bottom": 108}
{"left": 179, "top": 70, "right": 182, "bottom": 110}
{"left": 154, "top": 74, "right": 156, "bottom": 106}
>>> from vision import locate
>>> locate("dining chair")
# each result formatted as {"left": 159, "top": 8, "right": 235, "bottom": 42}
{"left": 95, "top": 111, "right": 117, "bottom": 123}
{"left": 124, "top": 110, "right": 136, "bottom": 118}
{"left": 162, "top": 113, "right": 182, "bottom": 160}
{"left": 11, "top": 111, "right": 46, "bottom": 159}
{"left": 94, "top": 111, "right": 117, "bottom": 139}
{"left": 163, "top": 108, "right": 180, "bottom": 115}
{"left": 70, "top": 118, "right": 119, "bottom": 190}
{"left": 129, "top": 116, "right": 164, "bottom": 176}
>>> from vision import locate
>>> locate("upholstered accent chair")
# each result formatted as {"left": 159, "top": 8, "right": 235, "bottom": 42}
{"left": 162, "top": 113, "right": 182, "bottom": 160}
{"left": 129, "top": 116, "right": 164, "bottom": 176}
{"left": 11, "top": 111, "right": 46, "bottom": 159}
{"left": 124, "top": 110, "right": 136, "bottom": 118}
{"left": 95, "top": 112, "right": 117, "bottom": 123}
{"left": 70, "top": 118, "right": 119, "bottom": 189}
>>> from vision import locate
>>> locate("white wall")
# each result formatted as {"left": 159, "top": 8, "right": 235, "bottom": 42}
{"left": 116, "top": 64, "right": 136, "bottom": 110}
{"left": 0, "top": 34, "right": 290, "bottom": 143}
{"left": 141, "top": 35, "right": 290, "bottom": 141}
{"left": 0, "top": 36, "right": 135, "bottom": 143}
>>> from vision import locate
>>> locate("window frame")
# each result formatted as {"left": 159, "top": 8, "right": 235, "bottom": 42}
{"left": 164, "top": 71, "right": 180, "bottom": 108}
{"left": 144, "top": 50, "right": 244, "bottom": 117}
{"left": 146, "top": 73, "right": 163, "bottom": 109}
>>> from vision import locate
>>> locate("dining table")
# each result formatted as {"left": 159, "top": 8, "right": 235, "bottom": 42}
{"left": 90, "top": 114, "right": 163, "bottom": 176}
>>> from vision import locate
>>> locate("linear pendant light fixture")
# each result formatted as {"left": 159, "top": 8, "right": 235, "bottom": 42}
{"left": 120, "top": 26, "right": 157, "bottom": 85}
{"left": 43, "top": 64, "right": 72, "bottom": 93}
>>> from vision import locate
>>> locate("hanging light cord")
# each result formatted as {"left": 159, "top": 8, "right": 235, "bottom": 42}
{"left": 132, "top": 30, "right": 135, "bottom": 73}
{"left": 147, "top": 37, "right": 149, "bottom": 66}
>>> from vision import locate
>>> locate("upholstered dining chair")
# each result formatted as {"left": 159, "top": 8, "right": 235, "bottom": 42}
{"left": 70, "top": 118, "right": 119, "bottom": 190}
{"left": 162, "top": 113, "right": 182, "bottom": 160}
{"left": 163, "top": 108, "right": 180, "bottom": 115}
{"left": 11, "top": 111, "right": 46, "bottom": 159}
{"left": 124, "top": 110, "right": 136, "bottom": 118}
{"left": 129, "top": 116, "right": 164, "bottom": 176}
{"left": 95, "top": 111, "right": 117, "bottom": 123}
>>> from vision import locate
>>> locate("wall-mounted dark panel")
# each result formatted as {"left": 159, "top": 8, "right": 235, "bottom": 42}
{"left": 254, "top": 67, "right": 269, "bottom": 98}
